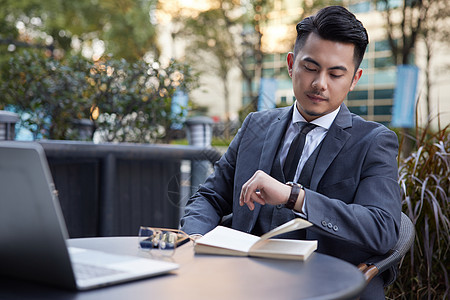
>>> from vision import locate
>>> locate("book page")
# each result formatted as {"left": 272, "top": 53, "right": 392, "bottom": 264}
{"left": 195, "top": 226, "right": 261, "bottom": 253}
{"left": 258, "top": 218, "right": 312, "bottom": 242}
{"left": 249, "top": 239, "right": 318, "bottom": 260}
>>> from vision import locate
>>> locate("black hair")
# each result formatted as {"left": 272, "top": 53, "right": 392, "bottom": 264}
{"left": 294, "top": 6, "right": 369, "bottom": 71}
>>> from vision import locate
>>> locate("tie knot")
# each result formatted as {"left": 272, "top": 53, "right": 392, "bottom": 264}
{"left": 299, "top": 122, "right": 317, "bottom": 135}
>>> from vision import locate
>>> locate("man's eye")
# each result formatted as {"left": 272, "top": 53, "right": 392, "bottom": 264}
{"left": 330, "top": 74, "right": 343, "bottom": 78}
{"left": 304, "top": 66, "right": 316, "bottom": 72}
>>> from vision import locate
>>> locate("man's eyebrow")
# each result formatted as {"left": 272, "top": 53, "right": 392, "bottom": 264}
{"left": 329, "top": 65, "right": 348, "bottom": 72}
{"left": 303, "top": 57, "right": 348, "bottom": 72}
{"left": 303, "top": 57, "right": 320, "bottom": 67}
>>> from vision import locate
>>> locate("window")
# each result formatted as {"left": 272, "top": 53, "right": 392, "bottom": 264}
{"left": 360, "top": 58, "right": 369, "bottom": 69}
{"left": 347, "top": 90, "right": 368, "bottom": 100}
{"left": 376, "top": 0, "right": 402, "bottom": 11}
{"left": 349, "top": 1, "right": 371, "bottom": 13}
{"left": 263, "top": 54, "right": 274, "bottom": 63}
{"left": 374, "top": 56, "right": 394, "bottom": 68}
{"left": 349, "top": 105, "right": 368, "bottom": 116}
{"left": 262, "top": 68, "right": 275, "bottom": 77}
{"left": 374, "top": 89, "right": 394, "bottom": 100}
{"left": 245, "top": 56, "right": 255, "bottom": 65}
{"left": 375, "top": 40, "right": 391, "bottom": 52}
{"left": 374, "top": 105, "right": 393, "bottom": 115}
{"left": 346, "top": 35, "right": 404, "bottom": 124}
{"left": 358, "top": 73, "right": 369, "bottom": 85}
{"left": 374, "top": 70, "right": 396, "bottom": 85}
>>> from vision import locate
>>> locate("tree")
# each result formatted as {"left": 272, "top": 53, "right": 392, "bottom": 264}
{"left": 89, "top": 0, "right": 159, "bottom": 61}
{"left": 181, "top": 3, "right": 240, "bottom": 139}
{"left": 237, "top": 0, "right": 272, "bottom": 112}
{"left": 0, "top": 0, "right": 159, "bottom": 61}
{"left": 418, "top": 0, "right": 450, "bottom": 123}
{"left": 374, "top": 0, "right": 450, "bottom": 157}
{"left": 167, "top": 0, "right": 275, "bottom": 137}
{"left": 300, "top": 0, "right": 344, "bottom": 19}
{"left": 174, "top": 0, "right": 275, "bottom": 125}
{"left": 375, "top": 0, "right": 433, "bottom": 65}
{"left": 374, "top": 0, "right": 430, "bottom": 157}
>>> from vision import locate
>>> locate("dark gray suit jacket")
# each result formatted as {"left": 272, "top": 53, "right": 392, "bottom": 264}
{"left": 181, "top": 103, "right": 401, "bottom": 268}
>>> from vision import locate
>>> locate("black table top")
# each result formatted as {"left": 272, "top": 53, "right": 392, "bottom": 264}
{"left": 0, "top": 236, "right": 366, "bottom": 300}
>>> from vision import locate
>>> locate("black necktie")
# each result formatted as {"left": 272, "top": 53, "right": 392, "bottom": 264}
{"left": 283, "top": 122, "right": 317, "bottom": 182}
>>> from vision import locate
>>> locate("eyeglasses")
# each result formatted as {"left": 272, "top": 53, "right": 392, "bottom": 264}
{"left": 138, "top": 227, "right": 190, "bottom": 256}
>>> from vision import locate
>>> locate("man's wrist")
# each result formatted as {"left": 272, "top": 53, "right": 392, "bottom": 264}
{"left": 293, "top": 188, "right": 305, "bottom": 213}
{"left": 285, "top": 182, "right": 303, "bottom": 210}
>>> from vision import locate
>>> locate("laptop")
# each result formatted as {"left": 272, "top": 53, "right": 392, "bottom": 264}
{"left": 0, "top": 141, "right": 179, "bottom": 290}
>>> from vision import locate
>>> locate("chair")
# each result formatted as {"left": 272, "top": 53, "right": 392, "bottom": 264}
{"left": 358, "top": 212, "right": 415, "bottom": 286}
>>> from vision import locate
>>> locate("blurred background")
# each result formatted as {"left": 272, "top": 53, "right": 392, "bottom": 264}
{"left": 0, "top": 1, "right": 448, "bottom": 299}
{"left": 1, "top": 0, "right": 449, "bottom": 144}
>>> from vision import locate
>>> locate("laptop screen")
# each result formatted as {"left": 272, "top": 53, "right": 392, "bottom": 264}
{"left": 0, "top": 142, "right": 79, "bottom": 288}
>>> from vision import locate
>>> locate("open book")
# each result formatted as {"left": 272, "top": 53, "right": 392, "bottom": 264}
{"left": 194, "top": 218, "right": 317, "bottom": 261}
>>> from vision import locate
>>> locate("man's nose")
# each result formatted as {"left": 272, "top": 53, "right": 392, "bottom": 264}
{"left": 312, "top": 73, "right": 327, "bottom": 91}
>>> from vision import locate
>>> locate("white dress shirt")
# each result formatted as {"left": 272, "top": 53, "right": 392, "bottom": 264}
{"left": 280, "top": 101, "right": 340, "bottom": 215}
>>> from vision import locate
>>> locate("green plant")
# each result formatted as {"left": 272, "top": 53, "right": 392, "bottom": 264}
{"left": 388, "top": 121, "right": 449, "bottom": 299}
{"left": 0, "top": 50, "right": 92, "bottom": 140}
{"left": 88, "top": 57, "right": 199, "bottom": 143}
{"left": 0, "top": 50, "right": 199, "bottom": 142}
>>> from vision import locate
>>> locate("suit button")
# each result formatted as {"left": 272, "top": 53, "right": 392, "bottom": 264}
{"left": 276, "top": 204, "right": 283, "bottom": 209}
{"left": 333, "top": 225, "right": 339, "bottom": 231}
{"left": 327, "top": 223, "right": 333, "bottom": 229}
{"left": 321, "top": 221, "right": 327, "bottom": 227}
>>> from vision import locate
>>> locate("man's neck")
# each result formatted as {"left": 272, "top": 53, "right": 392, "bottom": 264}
{"left": 293, "top": 102, "right": 340, "bottom": 130}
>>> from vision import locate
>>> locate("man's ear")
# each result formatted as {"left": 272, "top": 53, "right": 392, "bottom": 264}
{"left": 287, "top": 52, "right": 294, "bottom": 78}
{"left": 349, "top": 68, "right": 363, "bottom": 91}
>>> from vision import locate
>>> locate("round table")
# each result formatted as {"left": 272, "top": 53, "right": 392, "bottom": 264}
{"left": 0, "top": 237, "right": 366, "bottom": 300}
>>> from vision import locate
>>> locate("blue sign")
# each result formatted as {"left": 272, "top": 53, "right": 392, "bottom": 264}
{"left": 258, "top": 78, "right": 278, "bottom": 111}
{"left": 391, "top": 65, "right": 419, "bottom": 128}
{"left": 171, "top": 90, "right": 189, "bottom": 129}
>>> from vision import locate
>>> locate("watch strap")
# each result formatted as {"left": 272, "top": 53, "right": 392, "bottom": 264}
{"left": 285, "top": 182, "right": 302, "bottom": 209}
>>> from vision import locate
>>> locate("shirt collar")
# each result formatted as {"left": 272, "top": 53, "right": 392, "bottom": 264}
{"left": 292, "top": 101, "right": 340, "bottom": 130}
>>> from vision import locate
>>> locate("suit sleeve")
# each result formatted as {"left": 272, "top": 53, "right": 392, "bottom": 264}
{"left": 305, "top": 128, "right": 401, "bottom": 254}
{"left": 180, "top": 113, "right": 254, "bottom": 235}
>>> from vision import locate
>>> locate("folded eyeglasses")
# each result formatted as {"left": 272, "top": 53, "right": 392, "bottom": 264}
{"left": 138, "top": 227, "right": 191, "bottom": 256}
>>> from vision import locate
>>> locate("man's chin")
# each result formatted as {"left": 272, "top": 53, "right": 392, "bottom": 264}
{"left": 296, "top": 102, "right": 327, "bottom": 120}
{"left": 304, "top": 109, "right": 324, "bottom": 117}
{"left": 302, "top": 108, "right": 326, "bottom": 119}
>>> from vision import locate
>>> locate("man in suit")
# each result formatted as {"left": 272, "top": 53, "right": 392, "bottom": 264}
{"left": 180, "top": 6, "right": 401, "bottom": 299}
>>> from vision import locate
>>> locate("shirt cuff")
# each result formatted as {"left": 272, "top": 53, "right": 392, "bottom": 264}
{"left": 292, "top": 193, "right": 307, "bottom": 218}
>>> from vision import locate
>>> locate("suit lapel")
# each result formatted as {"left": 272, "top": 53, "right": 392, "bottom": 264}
{"left": 310, "top": 104, "right": 353, "bottom": 190}
{"left": 258, "top": 106, "right": 292, "bottom": 172}
{"left": 249, "top": 106, "right": 292, "bottom": 226}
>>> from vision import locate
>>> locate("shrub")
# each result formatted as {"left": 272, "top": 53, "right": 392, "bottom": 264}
{"left": 87, "top": 57, "right": 198, "bottom": 143}
{"left": 0, "top": 51, "right": 91, "bottom": 140}
{"left": 0, "top": 50, "right": 199, "bottom": 142}
{"left": 388, "top": 121, "right": 449, "bottom": 299}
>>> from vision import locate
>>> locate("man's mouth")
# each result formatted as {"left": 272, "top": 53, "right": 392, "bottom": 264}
{"left": 306, "top": 93, "right": 327, "bottom": 102}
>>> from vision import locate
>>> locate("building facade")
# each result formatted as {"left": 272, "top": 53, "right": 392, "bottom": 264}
{"left": 159, "top": 0, "right": 450, "bottom": 129}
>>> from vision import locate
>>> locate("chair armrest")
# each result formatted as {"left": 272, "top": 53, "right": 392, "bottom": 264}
{"left": 357, "top": 263, "right": 379, "bottom": 283}
{"left": 359, "top": 212, "right": 415, "bottom": 286}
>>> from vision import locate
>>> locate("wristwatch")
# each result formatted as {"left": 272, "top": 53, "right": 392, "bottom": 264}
{"left": 285, "top": 182, "right": 303, "bottom": 209}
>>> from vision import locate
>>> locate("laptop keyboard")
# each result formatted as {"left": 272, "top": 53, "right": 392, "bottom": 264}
{"left": 74, "top": 263, "right": 125, "bottom": 280}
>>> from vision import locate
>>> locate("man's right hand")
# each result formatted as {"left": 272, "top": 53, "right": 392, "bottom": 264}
{"left": 239, "top": 170, "right": 304, "bottom": 211}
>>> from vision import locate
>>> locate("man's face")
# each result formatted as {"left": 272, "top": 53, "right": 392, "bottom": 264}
{"left": 287, "top": 32, "right": 362, "bottom": 122}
